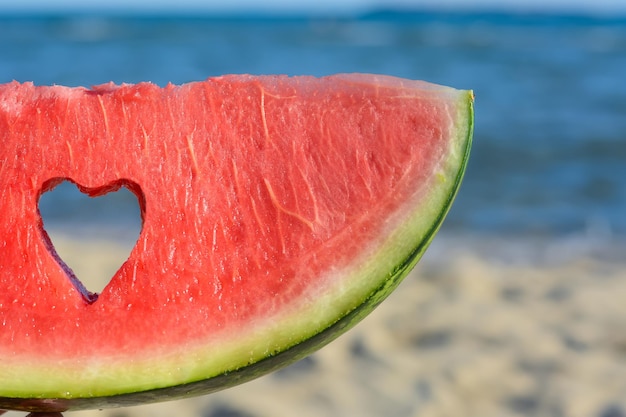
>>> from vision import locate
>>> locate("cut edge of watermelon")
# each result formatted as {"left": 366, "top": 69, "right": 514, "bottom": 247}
{"left": 0, "top": 88, "right": 473, "bottom": 411}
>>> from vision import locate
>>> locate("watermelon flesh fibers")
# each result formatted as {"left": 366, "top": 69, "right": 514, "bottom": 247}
{"left": 0, "top": 74, "right": 473, "bottom": 411}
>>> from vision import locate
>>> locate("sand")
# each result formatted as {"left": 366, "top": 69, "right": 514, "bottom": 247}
{"left": 3, "top": 233, "right": 626, "bottom": 417}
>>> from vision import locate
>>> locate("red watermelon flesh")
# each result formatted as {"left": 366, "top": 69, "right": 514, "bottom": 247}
{"left": 0, "top": 74, "right": 473, "bottom": 411}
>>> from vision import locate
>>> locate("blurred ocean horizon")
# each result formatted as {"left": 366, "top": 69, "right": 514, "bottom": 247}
{"left": 2, "top": 9, "right": 625, "bottom": 247}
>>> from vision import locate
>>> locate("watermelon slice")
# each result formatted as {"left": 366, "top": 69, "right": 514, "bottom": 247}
{"left": 0, "top": 74, "right": 473, "bottom": 412}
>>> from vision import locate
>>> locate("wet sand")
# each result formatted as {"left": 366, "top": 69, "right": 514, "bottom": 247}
{"left": 4, "top": 233, "right": 626, "bottom": 417}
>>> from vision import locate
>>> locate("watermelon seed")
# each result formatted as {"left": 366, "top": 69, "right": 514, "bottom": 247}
{"left": 37, "top": 178, "right": 144, "bottom": 303}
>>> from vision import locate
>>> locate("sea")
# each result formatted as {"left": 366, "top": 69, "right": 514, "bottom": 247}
{"left": 1, "top": 9, "right": 625, "bottom": 258}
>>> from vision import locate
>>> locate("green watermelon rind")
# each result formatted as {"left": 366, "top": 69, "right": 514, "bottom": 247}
{"left": 0, "top": 88, "right": 473, "bottom": 412}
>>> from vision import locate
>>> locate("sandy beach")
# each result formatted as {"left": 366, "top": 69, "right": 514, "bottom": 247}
{"left": 4, "top": 232, "right": 626, "bottom": 417}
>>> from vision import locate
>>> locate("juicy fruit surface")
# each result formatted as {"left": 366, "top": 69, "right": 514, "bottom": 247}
{"left": 0, "top": 74, "right": 473, "bottom": 410}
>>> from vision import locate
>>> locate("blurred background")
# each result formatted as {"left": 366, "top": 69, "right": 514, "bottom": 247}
{"left": 2, "top": 0, "right": 626, "bottom": 416}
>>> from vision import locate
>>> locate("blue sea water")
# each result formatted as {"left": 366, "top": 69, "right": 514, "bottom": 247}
{"left": 1, "top": 10, "right": 625, "bottom": 242}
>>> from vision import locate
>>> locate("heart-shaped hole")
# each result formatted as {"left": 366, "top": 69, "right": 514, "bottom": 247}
{"left": 38, "top": 178, "right": 144, "bottom": 303}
